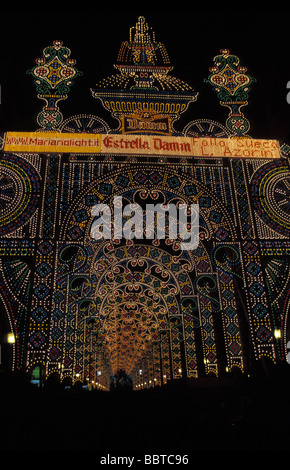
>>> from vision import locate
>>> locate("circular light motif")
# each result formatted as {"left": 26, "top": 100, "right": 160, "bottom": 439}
{"left": 251, "top": 161, "right": 290, "bottom": 237}
{"left": 0, "top": 154, "right": 40, "bottom": 235}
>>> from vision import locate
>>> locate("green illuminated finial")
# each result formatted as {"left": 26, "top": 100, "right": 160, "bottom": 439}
{"left": 28, "top": 40, "right": 82, "bottom": 130}
{"left": 205, "top": 49, "right": 255, "bottom": 137}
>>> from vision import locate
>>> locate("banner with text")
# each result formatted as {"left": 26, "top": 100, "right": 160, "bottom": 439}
{"left": 4, "top": 131, "right": 281, "bottom": 159}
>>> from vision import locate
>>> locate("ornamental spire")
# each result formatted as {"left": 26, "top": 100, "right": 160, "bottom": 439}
{"left": 27, "top": 40, "right": 82, "bottom": 130}
{"left": 91, "top": 16, "right": 198, "bottom": 135}
{"left": 129, "top": 16, "right": 156, "bottom": 44}
{"left": 205, "top": 49, "right": 256, "bottom": 137}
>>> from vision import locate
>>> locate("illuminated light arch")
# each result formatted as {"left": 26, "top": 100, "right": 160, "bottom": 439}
{"left": 22, "top": 161, "right": 253, "bottom": 387}
{"left": 89, "top": 244, "right": 188, "bottom": 379}
{"left": 42, "top": 230, "right": 246, "bottom": 388}
{"left": 59, "top": 165, "right": 238, "bottom": 243}
{"left": 2, "top": 17, "right": 288, "bottom": 390}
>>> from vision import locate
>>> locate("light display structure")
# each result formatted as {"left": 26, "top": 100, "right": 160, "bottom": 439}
{"left": 1, "top": 17, "right": 290, "bottom": 391}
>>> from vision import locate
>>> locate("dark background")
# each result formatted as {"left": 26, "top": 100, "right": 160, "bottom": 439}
{"left": 1, "top": 10, "right": 290, "bottom": 144}
{"left": 1, "top": 11, "right": 290, "bottom": 451}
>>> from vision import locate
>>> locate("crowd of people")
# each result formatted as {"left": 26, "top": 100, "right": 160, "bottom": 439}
{"left": 1, "top": 361, "right": 290, "bottom": 450}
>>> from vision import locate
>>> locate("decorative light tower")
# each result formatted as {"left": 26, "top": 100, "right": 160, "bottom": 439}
{"left": 27, "top": 40, "right": 82, "bottom": 130}
{"left": 91, "top": 16, "right": 198, "bottom": 135}
{"left": 205, "top": 49, "right": 255, "bottom": 137}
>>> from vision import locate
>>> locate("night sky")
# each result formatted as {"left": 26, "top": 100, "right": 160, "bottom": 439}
{"left": 1, "top": 10, "right": 290, "bottom": 144}
{"left": 1, "top": 12, "right": 290, "bottom": 453}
